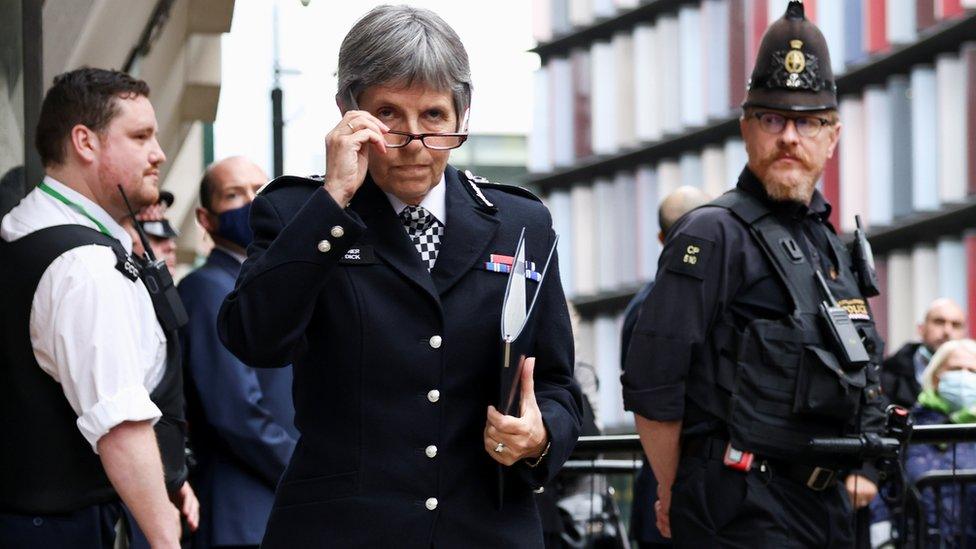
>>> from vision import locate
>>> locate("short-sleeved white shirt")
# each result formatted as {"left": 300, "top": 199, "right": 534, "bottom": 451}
{"left": 0, "top": 176, "right": 165, "bottom": 452}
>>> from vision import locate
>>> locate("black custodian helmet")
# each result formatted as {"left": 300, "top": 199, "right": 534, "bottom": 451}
{"left": 138, "top": 190, "right": 179, "bottom": 238}
{"left": 743, "top": 0, "right": 837, "bottom": 112}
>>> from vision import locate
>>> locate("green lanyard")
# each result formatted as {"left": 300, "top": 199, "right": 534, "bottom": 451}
{"left": 38, "top": 181, "right": 113, "bottom": 237}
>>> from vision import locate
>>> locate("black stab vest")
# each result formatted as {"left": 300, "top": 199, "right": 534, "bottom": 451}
{"left": 0, "top": 225, "right": 187, "bottom": 514}
{"left": 702, "top": 190, "right": 885, "bottom": 463}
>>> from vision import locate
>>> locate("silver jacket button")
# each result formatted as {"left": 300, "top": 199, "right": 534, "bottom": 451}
{"left": 425, "top": 497, "right": 438, "bottom": 511}
{"left": 425, "top": 445, "right": 437, "bottom": 458}
{"left": 317, "top": 239, "right": 332, "bottom": 253}
{"left": 427, "top": 389, "right": 440, "bottom": 403}
{"left": 428, "top": 335, "right": 442, "bottom": 349}
{"left": 330, "top": 225, "right": 344, "bottom": 238}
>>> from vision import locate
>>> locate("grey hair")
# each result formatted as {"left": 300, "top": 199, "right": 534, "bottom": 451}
{"left": 921, "top": 338, "right": 976, "bottom": 392}
{"left": 337, "top": 5, "right": 472, "bottom": 123}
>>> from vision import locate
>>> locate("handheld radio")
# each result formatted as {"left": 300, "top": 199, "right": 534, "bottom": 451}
{"left": 118, "top": 186, "right": 188, "bottom": 332}
{"left": 814, "top": 270, "right": 870, "bottom": 370}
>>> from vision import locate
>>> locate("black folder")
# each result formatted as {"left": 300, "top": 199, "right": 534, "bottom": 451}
{"left": 496, "top": 228, "right": 559, "bottom": 508}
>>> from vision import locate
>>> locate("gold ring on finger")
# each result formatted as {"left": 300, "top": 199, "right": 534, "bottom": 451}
{"left": 347, "top": 122, "right": 355, "bottom": 131}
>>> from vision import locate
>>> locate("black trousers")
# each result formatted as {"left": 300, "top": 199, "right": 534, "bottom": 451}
{"left": 0, "top": 501, "right": 123, "bottom": 549}
{"left": 669, "top": 456, "right": 855, "bottom": 548}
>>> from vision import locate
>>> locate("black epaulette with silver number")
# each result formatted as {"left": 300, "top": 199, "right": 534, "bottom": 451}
{"left": 113, "top": 247, "right": 141, "bottom": 282}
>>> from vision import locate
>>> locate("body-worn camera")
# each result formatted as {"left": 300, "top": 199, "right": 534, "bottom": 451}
{"left": 851, "top": 215, "right": 880, "bottom": 297}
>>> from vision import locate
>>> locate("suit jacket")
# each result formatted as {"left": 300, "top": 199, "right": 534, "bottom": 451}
{"left": 218, "top": 166, "right": 582, "bottom": 548}
{"left": 881, "top": 342, "right": 924, "bottom": 409}
{"left": 178, "top": 248, "right": 298, "bottom": 547}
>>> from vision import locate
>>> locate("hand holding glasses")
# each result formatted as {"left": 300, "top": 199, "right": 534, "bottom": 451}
{"left": 322, "top": 91, "right": 471, "bottom": 207}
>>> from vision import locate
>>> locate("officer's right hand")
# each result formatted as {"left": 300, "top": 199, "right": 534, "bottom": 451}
{"left": 655, "top": 485, "right": 672, "bottom": 538}
{"left": 323, "top": 111, "right": 389, "bottom": 208}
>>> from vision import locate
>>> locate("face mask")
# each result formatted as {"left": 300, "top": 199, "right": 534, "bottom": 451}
{"left": 938, "top": 370, "right": 976, "bottom": 411}
{"left": 213, "top": 202, "right": 253, "bottom": 249}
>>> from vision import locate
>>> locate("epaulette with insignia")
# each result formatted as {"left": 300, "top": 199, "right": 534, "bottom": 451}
{"left": 459, "top": 169, "right": 541, "bottom": 210}
{"left": 114, "top": 248, "right": 141, "bottom": 282}
{"left": 665, "top": 234, "right": 714, "bottom": 281}
{"left": 459, "top": 169, "right": 498, "bottom": 213}
{"left": 257, "top": 174, "right": 324, "bottom": 195}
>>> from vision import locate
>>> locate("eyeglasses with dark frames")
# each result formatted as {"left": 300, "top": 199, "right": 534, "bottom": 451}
{"left": 345, "top": 91, "right": 470, "bottom": 150}
{"left": 382, "top": 131, "right": 467, "bottom": 150}
{"left": 751, "top": 111, "right": 834, "bottom": 138}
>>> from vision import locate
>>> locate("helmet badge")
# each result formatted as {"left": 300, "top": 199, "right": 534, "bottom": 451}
{"left": 784, "top": 39, "right": 806, "bottom": 88}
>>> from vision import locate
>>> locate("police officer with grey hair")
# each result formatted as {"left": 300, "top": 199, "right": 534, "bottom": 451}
{"left": 622, "top": 2, "right": 886, "bottom": 547}
{"left": 219, "top": 5, "right": 581, "bottom": 548}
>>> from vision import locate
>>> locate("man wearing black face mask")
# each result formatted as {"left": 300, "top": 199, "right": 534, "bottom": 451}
{"left": 177, "top": 156, "right": 298, "bottom": 549}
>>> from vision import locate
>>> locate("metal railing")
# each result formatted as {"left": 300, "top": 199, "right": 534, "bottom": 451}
{"left": 901, "top": 469, "right": 976, "bottom": 548}
{"left": 548, "top": 424, "right": 976, "bottom": 549}
{"left": 568, "top": 424, "right": 976, "bottom": 457}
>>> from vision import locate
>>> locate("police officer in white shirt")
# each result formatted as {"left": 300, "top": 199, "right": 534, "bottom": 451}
{"left": 0, "top": 68, "right": 197, "bottom": 549}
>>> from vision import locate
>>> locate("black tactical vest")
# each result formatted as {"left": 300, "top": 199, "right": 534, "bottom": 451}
{"left": 0, "top": 225, "right": 187, "bottom": 514}
{"left": 705, "top": 189, "right": 885, "bottom": 464}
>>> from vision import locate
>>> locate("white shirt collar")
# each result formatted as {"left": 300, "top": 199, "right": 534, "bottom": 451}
{"left": 42, "top": 176, "right": 134, "bottom": 253}
{"left": 215, "top": 244, "right": 248, "bottom": 264}
{"left": 383, "top": 173, "right": 447, "bottom": 227}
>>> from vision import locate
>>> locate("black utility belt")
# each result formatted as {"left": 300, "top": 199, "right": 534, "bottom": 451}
{"left": 681, "top": 437, "right": 839, "bottom": 492}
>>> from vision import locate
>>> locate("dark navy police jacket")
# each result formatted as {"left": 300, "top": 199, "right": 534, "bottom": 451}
{"left": 218, "top": 166, "right": 582, "bottom": 548}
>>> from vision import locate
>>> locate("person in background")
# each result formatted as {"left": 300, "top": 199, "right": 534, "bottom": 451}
{"left": 905, "top": 339, "right": 976, "bottom": 546}
{"left": 620, "top": 186, "right": 711, "bottom": 549}
{"left": 126, "top": 190, "right": 179, "bottom": 272}
{"left": 136, "top": 190, "right": 179, "bottom": 272}
{"left": 882, "top": 298, "right": 967, "bottom": 409}
{"left": 0, "top": 166, "right": 25, "bottom": 219}
{"left": 869, "top": 301, "right": 966, "bottom": 547}
{"left": 178, "top": 156, "right": 297, "bottom": 549}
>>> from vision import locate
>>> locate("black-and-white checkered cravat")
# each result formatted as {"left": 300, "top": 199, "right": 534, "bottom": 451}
{"left": 399, "top": 205, "right": 444, "bottom": 270}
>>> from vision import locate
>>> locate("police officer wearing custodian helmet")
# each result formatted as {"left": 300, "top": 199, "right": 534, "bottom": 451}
{"left": 622, "top": 1, "right": 886, "bottom": 546}
{"left": 218, "top": 5, "right": 582, "bottom": 548}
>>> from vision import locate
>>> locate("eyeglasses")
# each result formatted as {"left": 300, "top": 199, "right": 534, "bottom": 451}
{"left": 751, "top": 111, "right": 834, "bottom": 138}
{"left": 383, "top": 131, "right": 467, "bottom": 150}
{"left": 345, "top": 90, "right": 470, "bottom": 150}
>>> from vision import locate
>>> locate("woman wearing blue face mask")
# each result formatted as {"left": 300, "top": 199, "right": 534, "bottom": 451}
{"left": 900, "top": 338, "right": 976, "bottom": 547}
